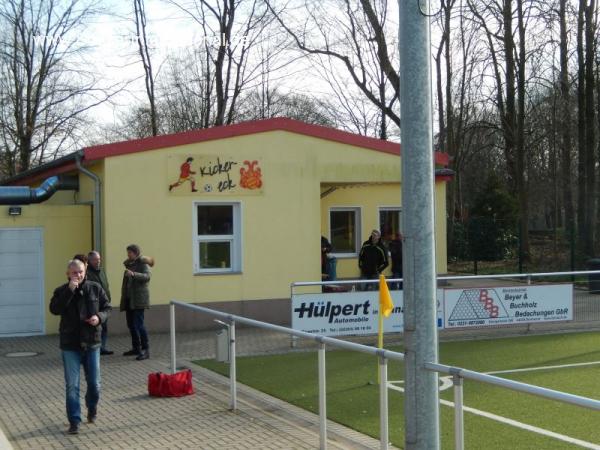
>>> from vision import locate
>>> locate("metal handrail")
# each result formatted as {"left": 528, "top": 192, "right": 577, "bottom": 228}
{"left": 170, "top": 300, "right": 404, "bottom": 362}
{"left": 172, "top": 269, "right": 600, "bottom": 450}
{"left": 170, "top": 300, "right": 404, "bottom": 450}
{"left": 291, "top": 269, "right": 600, "bottom": 288}
{"left": 425, "top": 362, "right": 600, "bottom": 412}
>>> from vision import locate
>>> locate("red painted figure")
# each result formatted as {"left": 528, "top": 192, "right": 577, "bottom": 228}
{"left": 169, "top": 157, "right": 197, "bottom": 192}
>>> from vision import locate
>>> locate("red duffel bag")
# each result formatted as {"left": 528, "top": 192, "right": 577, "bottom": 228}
{"left": 148, "top": 369, "right": 194, "bottom": 397}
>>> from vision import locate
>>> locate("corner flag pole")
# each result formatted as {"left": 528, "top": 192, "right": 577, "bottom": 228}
{"left": 378, "top": 274, "right": 394, "bottom": 350}
{"left": 377, "top": 274, "right": 393, "bottom": 384}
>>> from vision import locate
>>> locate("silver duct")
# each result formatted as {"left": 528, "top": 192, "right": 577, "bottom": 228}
{"left": 0, "top": 175, "right": 79, "bottom": 205}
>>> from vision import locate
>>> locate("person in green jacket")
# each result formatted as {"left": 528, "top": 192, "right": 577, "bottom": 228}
{"left": 120, "top": 244, "right": 154, "bottom": 361}
{"left": 87, "top": 251, "right": 113, "bottom": 355}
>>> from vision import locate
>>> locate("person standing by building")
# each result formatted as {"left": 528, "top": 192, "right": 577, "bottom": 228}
{"left": 389, "top": 232, "right": 403, "bottom": 290}
{"left": 49, "top": 259, "right": 111, "bottom": 435}
{"left": 87, "top": 251, "right": 113, "bottom": 355}
{"left": 358, "top": 229, "right": 389, "bottom": 290}
{"left": 120, "top": 244, "right": 153, "bottom": 361}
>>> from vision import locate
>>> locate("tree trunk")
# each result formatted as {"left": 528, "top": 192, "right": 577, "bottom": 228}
{"left": 584, "top": 0, "right": 597, "bottom": 255}
{"left": 559, "top": 0, "right": 575, "bottom": 255}
{"left": 516, "top": 0, "right": 530, "bottom": 261}
{"left": 576, "top": 0, "right": 588, "bottom": 263}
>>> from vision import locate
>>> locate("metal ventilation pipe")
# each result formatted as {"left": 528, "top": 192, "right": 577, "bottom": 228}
{"left": 0, "top": 175, "right": 79, "bottom": 205}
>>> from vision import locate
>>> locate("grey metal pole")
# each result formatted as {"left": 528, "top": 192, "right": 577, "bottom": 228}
{"left": 318, "top": 342, "right": 327, "bottom": 450}
{"left": 170, "top": 302, "right": 176, "bottom": 374}
{"left": 398, "top": 0, "right": 440, "bottom": 449}
{"left": 229, "top": 320, "right": 237, "bottom": 411}
{"left": 75, "top": 153, "right": 102, "bottom": 254}
{"left": 379, "top": 356, "right": 389, "bottom": 450}
{"left": 453, "top": 374, "right": 465, "bottom": 450}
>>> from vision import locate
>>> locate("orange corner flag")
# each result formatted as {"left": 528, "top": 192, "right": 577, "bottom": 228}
{"left": 379, "top": 274, "right": 394, "bottom": 318}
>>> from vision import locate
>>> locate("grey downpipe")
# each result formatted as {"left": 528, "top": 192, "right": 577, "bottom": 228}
{"left": 75, "top": 153, "right": 102, "bottom": 253}
{"left": 0, "top": 175, "right": 78, "bottom": 205}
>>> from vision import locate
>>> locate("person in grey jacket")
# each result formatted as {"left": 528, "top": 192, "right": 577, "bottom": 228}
{"left": 120, "top": 244, "right": 154, "bottom": 361}
{"left": 87, "top": 251, "right": 113, "bottom": 355}
{"left": 50, "top": 259, "right": 111, "bottom": 434}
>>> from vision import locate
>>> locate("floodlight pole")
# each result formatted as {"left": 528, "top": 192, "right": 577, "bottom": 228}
{"left": 398, "top": 1, "right": 441, "bottom": 449}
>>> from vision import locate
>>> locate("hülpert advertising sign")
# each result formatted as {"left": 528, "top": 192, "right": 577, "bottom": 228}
{"left": 443, "top": 284, "right": 573, "bottom": 329}
{"left": 291, "top": 290, "right": 445, "bottom": 337}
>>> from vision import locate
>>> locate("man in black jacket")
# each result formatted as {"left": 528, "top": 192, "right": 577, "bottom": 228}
{"left": 358, "top": 230, "right": 389, "bottom": 290}
{"left": 87, "top": 251, "right": 113, "bottom": 355}
{"left": 50, "top": 259, "right": 111, "bottom": 435}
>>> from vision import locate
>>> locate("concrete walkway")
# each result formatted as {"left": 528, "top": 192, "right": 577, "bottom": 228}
{"left": 0, "top": 330, "right": 391, "bottom": 450}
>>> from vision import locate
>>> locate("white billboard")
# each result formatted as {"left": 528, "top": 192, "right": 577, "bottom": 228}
{"left": 443, "top": 284, "right": 573, "bottom": 329}
{"left": 291, "top": 290, "right": 445, "bottom": 337}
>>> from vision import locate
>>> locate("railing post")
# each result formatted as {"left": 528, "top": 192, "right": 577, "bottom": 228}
{"left": 290, "top": 283, "right": 297, "bottom": 348}
{"left": 318, "top": 342, "right": 327, "bottom": 450}
{"left": 379, "top": 355, "right": 389, "bottom": 450}
{"left": 170, "top": 302, "right": 176, "bottom": 374}
{"left": 453, "top": 373, "right": 464, "bottom": 450}
{"left": 229, "top": 320, "right": 237, "bottom": 411}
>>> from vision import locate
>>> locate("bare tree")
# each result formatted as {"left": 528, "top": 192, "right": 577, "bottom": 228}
{"left": 265, "top": 0, "right": 400, "bottom": 132}
{"left": 465, "top": 0, "right": 535, "bottom": 260}
{"left": 164, "top": 0, "right": 277, "bottom": 127}
{"left": 236, "top": 87, "right": 336, "bottom": 125}
{"left": 133, "top": 0, "right": 158, "bottom": 136}
{"left": 0, "top": 0, "right": 110, "bottom": 177}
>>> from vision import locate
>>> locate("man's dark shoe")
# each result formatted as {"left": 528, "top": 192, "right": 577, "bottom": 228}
{"left": 136, "top": 350, "right": 149, "bottom": 361}
{"left": 87, "top": 409, "right": 97, "bottom": 424}
{"left": 100, "top": 349, "right": 114, "bottom": 355}
{"left": 123, "top": 349, "right": 140, "bottom": 356}
{"left": 67, "top": 422, "right": 79, "bottom": 435}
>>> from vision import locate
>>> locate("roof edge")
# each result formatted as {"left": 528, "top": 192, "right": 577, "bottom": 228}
{"left": 3, "top": 118, "right": 451, "bottom": 185}
{"left": 0, "top": 153, "right": 79, "bottom": 186}
{"left": 83, "top": 118, "right": 403, "bottom": 161}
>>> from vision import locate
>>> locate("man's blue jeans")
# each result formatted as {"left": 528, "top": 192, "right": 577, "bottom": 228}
{"left": 62, "top": 348, "right": 101, "bottom": 425}
{"left": 126, "top": 309, "right": 149, "bottom": 352}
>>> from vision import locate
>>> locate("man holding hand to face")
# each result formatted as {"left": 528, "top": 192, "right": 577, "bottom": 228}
{"left": 50, "top": 259, "right": 111, "bottom": 435}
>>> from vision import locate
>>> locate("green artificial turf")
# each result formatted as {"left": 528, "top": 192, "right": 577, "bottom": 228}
{"left": 195, "top": 332, "right": 600, "bottom": 449}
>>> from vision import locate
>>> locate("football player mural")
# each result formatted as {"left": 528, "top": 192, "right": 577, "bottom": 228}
{"left": 169, "top": 157, "right": 197, "bottom": 192}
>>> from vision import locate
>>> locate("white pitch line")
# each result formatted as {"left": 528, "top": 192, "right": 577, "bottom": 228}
{"left": 485, "top": 360, "right": 600, "bottom": 375}
{"left": 387, "top": 383, "right": 600, "bottom": 449}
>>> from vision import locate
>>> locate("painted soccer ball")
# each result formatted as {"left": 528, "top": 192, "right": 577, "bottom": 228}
{"left": 204, "top": 184, "right": 212, "bottom": 192}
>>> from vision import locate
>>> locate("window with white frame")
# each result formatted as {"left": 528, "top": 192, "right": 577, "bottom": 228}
{"left": 379, "top": 207, "right": 402, "bottom": 244}
{"left": 193, "top": 202, "right": 241, "bottom": 273}
{"left": 329, "top": 207, "right": 361, "bottom": 256}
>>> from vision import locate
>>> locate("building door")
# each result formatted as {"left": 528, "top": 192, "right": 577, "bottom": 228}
{"left": 0, "top": 228, "right": 44, "bottom": 336}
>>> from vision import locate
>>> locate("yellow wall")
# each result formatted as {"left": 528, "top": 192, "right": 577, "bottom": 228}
{"left": 102, "top": 132, "right": 321, "bottom": 305}
{"left": 98, "top": 130, "right": 447, "bottom": 306}
{"left": 0, "top": 204, "right": 92, "bottom": 333}
{"left": 319, "top": 182, "right": 447, "bottom": 278}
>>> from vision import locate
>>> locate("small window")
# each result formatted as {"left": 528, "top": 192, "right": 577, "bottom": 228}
{"left": 329, "top": 208, "right": 361, "bottom": 256}
{"left": 193, "top": 203, "right": 241, "bottom": 273}
{"left": 379, "top": 208, "right": 402, "bottom": 245}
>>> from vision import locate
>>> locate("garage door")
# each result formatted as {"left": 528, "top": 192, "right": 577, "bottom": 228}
{"left": 0, "top": 228, "right": 44, "bottom": 336}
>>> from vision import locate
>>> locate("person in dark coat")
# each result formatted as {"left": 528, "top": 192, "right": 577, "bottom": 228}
{"left": 87, "top": 251, "right": 113, "bottom": 355}
{"left": 120, "top": 244, "right": 154, "bottom": 361}
{"left": 49, "top": 259, "right": 111, "bottom": 435}
{"left": 358, "top": 229, "right": 389, "bottom": 291}
{"left": 389, "top": 232, "right": 403, "bottom": 290}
